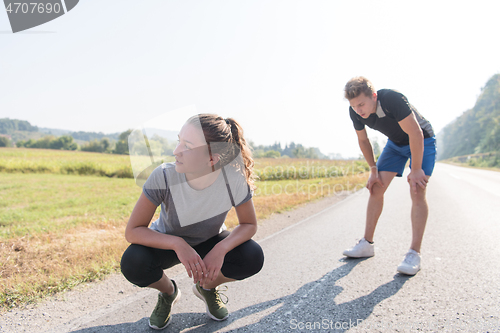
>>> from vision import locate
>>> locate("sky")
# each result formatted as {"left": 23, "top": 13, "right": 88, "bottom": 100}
{"left": 1, "top": 0, "right": 499, "bottom": 158}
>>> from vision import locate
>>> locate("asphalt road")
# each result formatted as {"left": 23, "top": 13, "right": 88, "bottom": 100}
{"left": 2, "top": 163, "right": 500, "bottom": 332}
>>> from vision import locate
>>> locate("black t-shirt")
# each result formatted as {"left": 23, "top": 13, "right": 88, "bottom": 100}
{"left": 349, "top": 89, "right": 434, "bottom": 146}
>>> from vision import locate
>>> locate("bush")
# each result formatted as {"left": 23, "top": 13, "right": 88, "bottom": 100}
{"left": 113, "top": 130, "right": 132, "bottom": 155}
{"left": 263, "top": 150, "right": 281, "bottom": 158}
{"left": 466, "top": 153, "right": 500, "bottom": 168}
{"left": 15, "top": 135, "right": 77, "bottom": 150}
{"left": 81, "top": 138, "right": 111, "bottom": 153}
{"left": 0, "top": 136, "right": 11, "bottom": 147}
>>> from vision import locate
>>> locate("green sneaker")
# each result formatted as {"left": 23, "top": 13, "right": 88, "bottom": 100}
{"left": 148, "top": 280, "right": 181, "bottom": 330}
{"left": 192, "top": 282, "right": 229, "bottom": 321}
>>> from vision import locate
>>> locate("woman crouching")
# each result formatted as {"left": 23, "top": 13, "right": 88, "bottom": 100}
{"left": 120, "top": 114, "right": 264, "bottom": 330}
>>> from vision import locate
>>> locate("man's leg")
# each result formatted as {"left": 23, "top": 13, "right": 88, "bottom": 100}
{"left": 408, "top": 175, "right": 430, "bottom": 253}
{"left": 343, "top": 170, "right": 398, "bottom": 258}
{"left": 396, "top": 175, "right": 430, "bottom": 275}
{"left": 364, "top": 171, "right": 397, "bottom": 242}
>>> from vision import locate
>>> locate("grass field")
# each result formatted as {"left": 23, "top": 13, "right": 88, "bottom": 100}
{"left": 0, "top": 148, "right": 369, "bottom": 310}
{"left": 254, "top": 158, "right": 368, "bottom": 180}
{"left": 0, "top": 148, "right": 135, "bottom": 178}
{"left": 442, "top": 152, "right": 500, "bottom": 170}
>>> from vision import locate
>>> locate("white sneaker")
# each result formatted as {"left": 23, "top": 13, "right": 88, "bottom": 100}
{"left": 397, "top": 249, "right": 421, "bottom": 275}
{"left": 343, "top": 238, "right": 375, "bottom": 258}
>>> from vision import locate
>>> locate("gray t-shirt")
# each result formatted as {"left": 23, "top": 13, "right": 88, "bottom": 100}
{"left": 143, "top": 162, "right": 252, "bottom": 246}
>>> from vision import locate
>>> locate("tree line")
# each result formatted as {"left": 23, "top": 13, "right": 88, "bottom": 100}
{"left": 251, "top": 141, "right": 327, "bottom": 159}
{"left": 2, "top": 131, "right": 329, "bottom": 159}
{"left": 0, "top": 118, "right": 330, "bottom": 158}
{"left": 12, "top": 130, "right": 132, "bottom": 154}
{"left": 438, "top": 73, "right": 500, "bottom": 160}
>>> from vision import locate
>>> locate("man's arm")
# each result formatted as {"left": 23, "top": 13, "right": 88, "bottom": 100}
{"left": 356, "top": 128, "right": 376, "bottom": 168}
{"left": 398, "top": 113, "right": 427, "bottom": 193}
{"left": 356, "top": 128, "right": 382, "bottom": 193}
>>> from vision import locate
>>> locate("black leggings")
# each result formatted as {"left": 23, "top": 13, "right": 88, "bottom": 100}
{"left": 120, "top": 231, "right": 264, "bottom": 287}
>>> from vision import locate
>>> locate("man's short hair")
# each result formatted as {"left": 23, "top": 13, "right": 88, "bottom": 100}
{"left": 344, "top": 76, "right": 375, "bottom": 100}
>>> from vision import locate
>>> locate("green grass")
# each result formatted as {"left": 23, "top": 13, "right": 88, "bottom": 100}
{"left": 0, "top": 148, "right": 135, "bottom": 177}
{"left": 0, "top": 148, "right": 369, "bottom": 179}
{"left": 0, "top": 173, "right": 142, "bottom": 239}
{"left": 1, "top": 261, "right": 118, "bottom": 310}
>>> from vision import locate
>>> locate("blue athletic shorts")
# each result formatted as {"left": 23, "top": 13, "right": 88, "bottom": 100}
{"left": 376, "top": 137, "right": 437, "bottom": 177}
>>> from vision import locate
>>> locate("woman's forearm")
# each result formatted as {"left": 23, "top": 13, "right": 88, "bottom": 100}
{"left": 125, "top": 225, "right": 186, "bottom": 251}
{"left": 212, "top": 223, "right": 257, "bottom": 255}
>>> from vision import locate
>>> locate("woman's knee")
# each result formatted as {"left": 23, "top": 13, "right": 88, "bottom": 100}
{"left": 222, "top": 240, "right": 264, "bottom": 280}
{"left": 240, "top": 240, "right": 264, "bottom": 270}
{"left": 120, "top": 244, "right": 158, "bottom": 286}
{"left": 121, "top": 244, "right": 148, "bottom": 270}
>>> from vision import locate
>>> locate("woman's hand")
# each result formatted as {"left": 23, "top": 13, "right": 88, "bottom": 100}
{"left": 201, "top": 246, "right": 226, "bottom": 288}
{"left": 174, "top": 240, "right": 207, "bottom": 285}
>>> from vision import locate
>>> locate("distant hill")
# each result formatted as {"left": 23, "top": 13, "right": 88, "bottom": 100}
{"left": 39, "top": 128, "right": 121, "bottom": 141}
{"left": 0, "top": 118, "right": 38, "bottom": 134}
{"left": 38, "top": 127, "right": 71, "bottom": 136}
{"left": 438, "top": 73, "right": 500, "bottom": 160}
{"left": 0, "top": 118, "right": 124, "bottom": 144}
{"left": 0, "top": 118, "right": 180, "bottom": 144}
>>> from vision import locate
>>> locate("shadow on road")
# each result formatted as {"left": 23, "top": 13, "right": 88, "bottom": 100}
{"left": 71, "top": 258, "right": 411, "bottom": 333}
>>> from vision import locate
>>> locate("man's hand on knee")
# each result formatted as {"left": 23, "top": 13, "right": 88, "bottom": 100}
{"left": 407, "top": 169, "right": 428, "bottom": 194}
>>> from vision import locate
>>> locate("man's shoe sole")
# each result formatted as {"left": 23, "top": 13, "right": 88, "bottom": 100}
{"left": 342, "top": 251, "right": 375, "bottom": 258}
{"left": 397, "top": 266, "right": 420, "bottom": 275}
